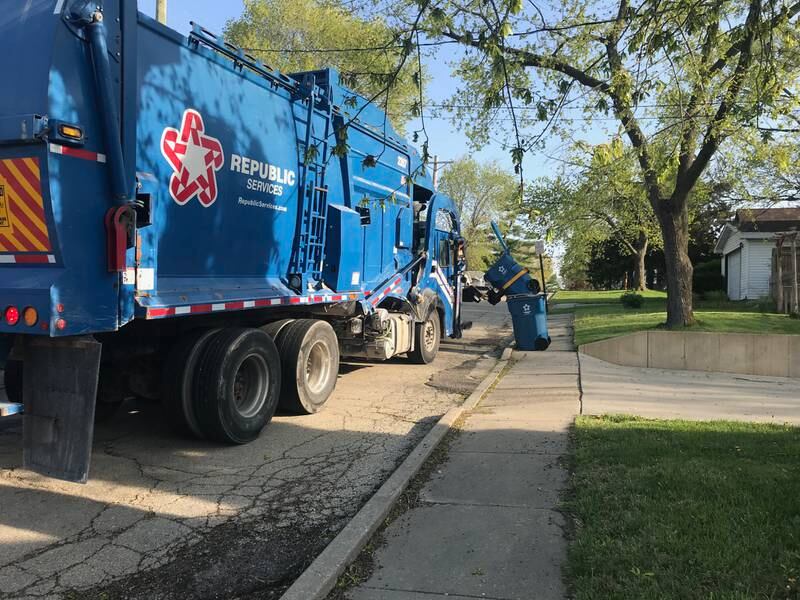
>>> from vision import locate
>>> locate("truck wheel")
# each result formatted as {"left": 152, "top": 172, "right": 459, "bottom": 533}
{"left": 409, "top": 312, "right": 441, "bottom": 364}
{"left": 3, "top": 359, "right": 23, "bottom": 404}
{"left": 194, "top": 328, "right": 281, "bottom": 444}
{"left": 260, "top": 319, "right": 295, "bottom": 340}
{"left": 162, "top": 329, "right": 220, "bottom": 439}
{"left": 275, "top": 320, "right": 339, "bottom": 414}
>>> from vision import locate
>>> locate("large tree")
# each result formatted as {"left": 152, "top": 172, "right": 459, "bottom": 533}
{"left": 224, "top": 0, "right": 421, "bottom": 128}
{"left": 527, "top": 139, "right": 661, "bottom": 291}
{"left": 438, "top": 157, "right": 520, "bottom": 268}
{"left": 362, "top": 0, "right": 800, "bottom": 327}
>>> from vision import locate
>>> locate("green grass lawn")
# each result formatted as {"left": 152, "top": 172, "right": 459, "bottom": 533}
{"left": 551, "top": 289, "right": 668, "bottom": 305}
{"left": 550, "top": 290, "right": 800, "bottom": 346}
{"left": 566, "top": 416, "right": 800, "bottom": 600}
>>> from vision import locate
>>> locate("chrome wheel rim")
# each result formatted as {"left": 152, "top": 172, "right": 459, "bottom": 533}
{"left": 305, "top": 340, "right": 332, "bottom": 395}
{"left": 233, "top": 354, "right": 269, "bottom": 418}
{"left": 423, "top": 319, "right": 437, "bottom": 352}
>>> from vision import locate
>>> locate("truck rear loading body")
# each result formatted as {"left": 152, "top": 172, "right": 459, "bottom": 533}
{"left": 0, "top": 1, "right": 470, "bottom": 482}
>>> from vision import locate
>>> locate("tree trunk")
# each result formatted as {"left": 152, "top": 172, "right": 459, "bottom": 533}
{"left": 656, "top": 201, "right": 695, "bottom": 327}
{"left": 633, "top": 231, "right": 649, "bottom": 291}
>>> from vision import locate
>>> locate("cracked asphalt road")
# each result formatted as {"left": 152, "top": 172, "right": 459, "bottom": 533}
{"left": 0, "top": 303, "right": 511, "bottom": 599}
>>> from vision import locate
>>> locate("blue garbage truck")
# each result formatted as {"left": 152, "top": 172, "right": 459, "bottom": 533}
{"left": 0, "top": 0, "right": 474, "bottom": 482}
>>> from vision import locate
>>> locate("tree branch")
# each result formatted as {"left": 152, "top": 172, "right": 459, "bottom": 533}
{"left": 679, "top": 0, "right": 763, "bottom": 196}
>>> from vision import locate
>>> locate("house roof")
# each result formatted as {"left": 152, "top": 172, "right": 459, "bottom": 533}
{"left": 714, "top": 208, "right": 800, "bottom": 254}
{"left": 732, "top": 208, "right": 800, "bottom": 232}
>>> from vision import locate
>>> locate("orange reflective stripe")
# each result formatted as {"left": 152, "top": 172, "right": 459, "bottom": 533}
{"left": 501, "top": 268, "right": 529, "bottom": 290}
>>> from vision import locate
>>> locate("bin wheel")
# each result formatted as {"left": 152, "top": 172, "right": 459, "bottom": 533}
{"left": 275, "top": 319, "right": 339, "bottom": 415}
{"left": 3, "top": 359, "right": 23, "bottom": 405}
{"left": 162, "top": 329, "right": 221, "bottom": 439}
{"left": 194, "top": 328, "right": 281, "bottom": 444}
{"left": 409, "top": 312, "right": 441, "bottom": 365}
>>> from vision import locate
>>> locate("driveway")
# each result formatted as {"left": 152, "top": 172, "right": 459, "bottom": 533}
{"left": 0, "top": 303, "right": 511, "bottom": 600}
{"left": 580, "top": 354, "right": 800, "bottom": 424}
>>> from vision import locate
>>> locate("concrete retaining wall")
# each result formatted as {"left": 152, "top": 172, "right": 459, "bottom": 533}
{"left": 580, "top": 331, "right": 800, "bottom": 378}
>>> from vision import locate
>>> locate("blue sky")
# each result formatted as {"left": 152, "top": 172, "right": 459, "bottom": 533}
{"left": 139, "top": 1, "right": 609, "bottom": 182}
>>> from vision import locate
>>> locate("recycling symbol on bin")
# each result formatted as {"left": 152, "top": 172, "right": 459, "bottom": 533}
{"left": 161, "top": 109, "right": 225, "bottom": 207}
{"left": 523, "top": 303, "right": 531, "bottom": 314}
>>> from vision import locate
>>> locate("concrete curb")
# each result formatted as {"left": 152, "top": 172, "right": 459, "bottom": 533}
{"left": 280, "top": 348, "right": 513, "bottom": 600}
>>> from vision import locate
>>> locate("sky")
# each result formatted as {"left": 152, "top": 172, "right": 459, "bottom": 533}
{"left": 138, "top": 0, "right": 610, "bottom": 185}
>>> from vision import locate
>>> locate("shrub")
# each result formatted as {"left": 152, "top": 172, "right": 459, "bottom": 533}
{"left": 703, "top": 290, "right": 729, "bottom": 304}
{"left": 620, "top": 291, "right": 645, "bottom": 309}
{"left": 756, "top": 298, "right": 777, "bottom": 313}
{"left": 693, "top": 259, "right": 725, "bottom": 295}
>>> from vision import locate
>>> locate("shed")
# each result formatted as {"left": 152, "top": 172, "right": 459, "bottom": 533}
{"left": 714, "top": 208, "right": 800, "bottom": 301}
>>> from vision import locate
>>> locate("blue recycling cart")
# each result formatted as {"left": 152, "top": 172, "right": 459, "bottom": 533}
{"left": 484, "top": 223, "right": 551, "bottom": 351}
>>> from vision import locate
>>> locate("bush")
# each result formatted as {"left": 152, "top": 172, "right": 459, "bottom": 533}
{"left": 620, "top": 291, "right": 645, "bottom": 309}
{"left": 693, "top": 259, "right": 725, "bottom": 295}
{"left": 703, "top": 290, "right": 729, "bottom": 304}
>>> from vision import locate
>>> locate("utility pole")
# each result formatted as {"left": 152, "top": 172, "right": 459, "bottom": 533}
{"left": 431, "top": 156, "right": 455, "bottom": 190}
{"left": 156, "top": 0, "right": 167, "bottom": 24}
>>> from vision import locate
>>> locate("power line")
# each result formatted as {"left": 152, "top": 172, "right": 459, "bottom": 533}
{"left": 241, "top": 39, "right": 458, "bottom": 54}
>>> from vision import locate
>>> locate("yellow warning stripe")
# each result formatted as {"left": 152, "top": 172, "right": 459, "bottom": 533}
{"left": 4, "top": 182, "right": 48, "bottom": 238}
{"left": 0, "top": 223, "right": 26, "bottom": 252}
{"left": 5, "top": 160, "right": 44, "bottom": 211}
{"left": 501, "top": 268, "right": 530, "bottom": 291}
{"left": 2, "top": 186, "right": 47, "bottom": 251}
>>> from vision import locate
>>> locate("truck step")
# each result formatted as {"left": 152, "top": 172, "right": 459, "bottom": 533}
{"left": 0, "top": 402, "right": 23, "bottom": 417}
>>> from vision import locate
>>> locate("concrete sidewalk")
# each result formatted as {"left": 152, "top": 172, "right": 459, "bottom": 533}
{"left": 343, "top": 315, "right": 578, "bottom": 600}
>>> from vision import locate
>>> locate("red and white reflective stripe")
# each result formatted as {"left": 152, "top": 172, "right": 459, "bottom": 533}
{"left": 145, "top": 292, "right": 362, "bottom": 320}
{"left": 370, "top": 276, "right": 403, "bottom": 306}
{"left": 49, "top": 143, "right": 107, "bottom": 164}
{"left": 431, "top": 262, "right": 454, "bottom": 306}
{"left": 0, "top": 254, "right": 56, "bottom": 265}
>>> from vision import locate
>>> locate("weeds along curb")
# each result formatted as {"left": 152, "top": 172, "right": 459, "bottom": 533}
{"left": 280, "top": 346, "right": 514, "bottom": 600}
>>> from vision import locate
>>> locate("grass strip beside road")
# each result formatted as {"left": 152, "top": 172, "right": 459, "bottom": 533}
{"left": 550, "top": 289, "right": 668, "bottom": 304}
{"left": 566, "top": 416, "right": 800, "bottom": 600}
{"left": 550, "top": 291, "right": 800, "bottom": 346}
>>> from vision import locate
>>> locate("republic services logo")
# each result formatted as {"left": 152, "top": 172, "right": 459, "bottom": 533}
{"left": 161, "top": 109, "right": 225, "bottom": 207}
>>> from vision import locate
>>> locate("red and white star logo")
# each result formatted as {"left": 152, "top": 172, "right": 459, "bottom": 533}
{"left": 161, "top": 109, "right": 225, "bottom": 207}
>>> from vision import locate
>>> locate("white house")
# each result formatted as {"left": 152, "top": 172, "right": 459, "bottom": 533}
{"left": 714, "top": 208, "right": 800, "bottom": 301}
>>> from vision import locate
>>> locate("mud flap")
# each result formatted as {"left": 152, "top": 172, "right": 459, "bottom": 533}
{"left": 22, "top": 337, "right": 101, "bottom": 484}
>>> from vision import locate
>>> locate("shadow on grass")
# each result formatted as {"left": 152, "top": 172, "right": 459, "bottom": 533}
{"left": 564, "top": 415, "right": 800, "bottom": 600}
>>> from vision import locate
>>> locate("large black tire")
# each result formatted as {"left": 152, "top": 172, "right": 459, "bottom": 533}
{"left": 3, "top": 359, "right": 23, "bottom": 405}
{"left": 409, "top": 311, "right": 441, "bottom": 364}
{"left": 260, "top": 319, "right": 295, "bottom": 340}
{"left": 275, "top": 319, "right": 339, "bottom": 415}
{"left": 194, "top": 328, "right": 281, "bottom": 444}
{"left": 162, "top": 329, "right": 220, "bottom": 438}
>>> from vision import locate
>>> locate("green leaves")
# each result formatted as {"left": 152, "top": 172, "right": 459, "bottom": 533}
{"left": 511, "top": 146, "right": 525, "bottom": 173}
{"left": 303, "top": 144, "right": 320, "bottom": 165}
{"left": 332, "top": 123, "right": 350, "bottom": 158}
{"left": 223, "top": 0, "right": 422, "bottom": 128}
